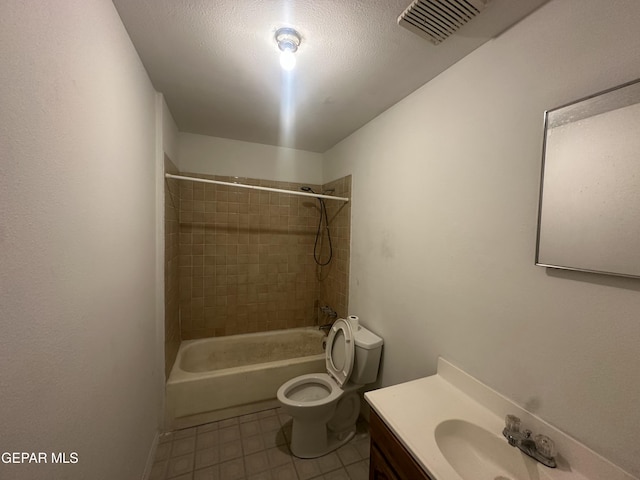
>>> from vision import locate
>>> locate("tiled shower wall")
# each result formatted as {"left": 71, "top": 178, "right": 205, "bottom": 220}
{"left": 176, "top": 174, "right": 351, "bottom": 340}
{"left": 164, "top": 157, "right": 181, "bottom": 378}
{"left": 317, "top": 175, "right": 351, "bottom": 320}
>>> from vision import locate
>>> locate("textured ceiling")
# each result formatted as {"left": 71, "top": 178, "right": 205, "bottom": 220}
{"left": 113, "top": 0, "right": 548, "bottom": 152}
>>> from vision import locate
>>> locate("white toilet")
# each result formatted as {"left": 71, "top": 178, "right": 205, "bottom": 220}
{"left": 277, "top": 317, "right": 383, "bottom": 458}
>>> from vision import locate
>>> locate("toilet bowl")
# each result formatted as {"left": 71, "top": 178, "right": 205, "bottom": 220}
{"left": 278, "top": 372, "right": 356, "bottom": 458}
{"left": 278, "top": 373, "right": 342, "bottom": 421}
{"left": 277, "top": 318, "right": 383, "bottom": 458}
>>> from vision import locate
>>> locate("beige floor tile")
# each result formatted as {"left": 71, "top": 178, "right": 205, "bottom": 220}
{"left": 259, "top": 416, "right": 281, "bottom": 433}
{"left": 336, "top": 444, "right": 362, "bottom": 466}
{"left": 270, "top": 462, "right": 298, "bottom": 480}
{"left": 323, "top": 468, "right": 350, "bottom": 480}
{"left": 261, "top": 429, "right": 287, "bottom": 448}
{"left": 171, "top": 436, "right": 196, "bottom": 457}
{"left": 219, "top": 439, "right": 243, "bottom": 462}
{"left": 276, "top": 408, "right": 292, "bottom": 425}
{"left": 293, "top": 456, "right": 322, "bottom": 480}
{"left": 316, "top": 451, "right": 342, "bottom": 473}
{"left": 240, "top": 420, "right": 261, "bottom": 437}
{"left": 352, "top": 438, "right": 370, "bottom": 459}
{"left": 196, "top": 430, "right": 219, "bottom": 450}
{"left": 244, "top": 450, "right": 270, "bottom": 476}
{"left": 243, "top": 434, "right": 266, "bottom": 455}
{"left": 266, "top": 446, "right": 292, "bottom": 468}
{"left": 345, "top": 459, "right": 368, "bottom": 480}
{"left": 194, "top": 447, "right": 219, "bottom": 470}
{"left": 218, "top": 457, "right": 245, "bottom": 480}
{"left": 218, "top": 425, "right": 241, "bottom": 443}
{"left": 246, "top": 471, "right": 273, "bottom": 480}
{"left": 166, "top": 453, "right": 194, "bottom": 478}
{"left": 193, "top": 465, "right": 220, "bottom": 480}
{"left": 161, "top": 413, "right": 371, "bottom": 480}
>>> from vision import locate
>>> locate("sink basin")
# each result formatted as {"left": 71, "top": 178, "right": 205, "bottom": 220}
{"left": 435, "top": 419, "right": 554, "bottom": 480}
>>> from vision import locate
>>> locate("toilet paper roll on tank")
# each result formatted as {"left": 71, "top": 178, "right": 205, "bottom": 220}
{"left": 347, "top": 315, "right": 360, "bottom": 331}
{"left": 346, "top": 315, "right": 383, "bottom": 350}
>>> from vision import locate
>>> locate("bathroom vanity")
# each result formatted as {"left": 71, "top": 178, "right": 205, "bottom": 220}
{"left": 369, "top": 408, "right": 433, "bottom": 479}
{"left": 365, "top": 358, "right": 636, "bottom": 480}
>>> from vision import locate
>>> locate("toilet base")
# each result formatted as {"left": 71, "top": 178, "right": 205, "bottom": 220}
{"left": 290, "top": 422, "right": 356, "bottom": 459}
{"left": 286, "top": 389, "right": 362, "bottom": 459}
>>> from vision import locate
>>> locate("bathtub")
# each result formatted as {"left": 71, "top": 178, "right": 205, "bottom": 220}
{"left": 166, "top": 327, "right": 326, "bottom": 426}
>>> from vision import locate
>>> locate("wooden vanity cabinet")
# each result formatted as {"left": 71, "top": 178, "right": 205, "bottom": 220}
{"left": 369, "top": 410, "right": 434, "bottom": 480}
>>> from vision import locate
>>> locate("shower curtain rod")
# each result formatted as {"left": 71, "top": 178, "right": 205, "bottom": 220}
{"left": 165, "top": 173, "right": 350, "bottom": 202}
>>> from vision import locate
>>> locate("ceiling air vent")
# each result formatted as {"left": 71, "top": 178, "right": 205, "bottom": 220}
{"left": 398, "top": 0, "right": 492, "bottom": 45}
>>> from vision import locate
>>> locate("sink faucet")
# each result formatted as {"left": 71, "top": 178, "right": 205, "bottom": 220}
{"left": 502, "top": 415, "right": 557, "bottom": 468}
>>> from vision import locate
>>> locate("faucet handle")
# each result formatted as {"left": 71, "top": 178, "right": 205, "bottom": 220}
{"left": 534, "top": 434, "right": 556, "bottom": 459}
{"left": 505, "top": 414, "right": 521, "bottom": 432}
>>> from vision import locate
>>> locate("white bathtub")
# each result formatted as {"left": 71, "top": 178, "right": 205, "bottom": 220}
{"left": 166, "top": 327, "right": 326, "bottom": 426}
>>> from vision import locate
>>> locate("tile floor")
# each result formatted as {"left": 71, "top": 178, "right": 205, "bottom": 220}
{"left": 149, "top": 408, "right": 371, "bottom": 480}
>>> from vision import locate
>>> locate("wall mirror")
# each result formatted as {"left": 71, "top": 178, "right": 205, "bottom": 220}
{"left": 536, "top": 78, "right": 640, "bottom": 279}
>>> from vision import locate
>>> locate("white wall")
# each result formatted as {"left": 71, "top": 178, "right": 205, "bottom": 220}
{"left": 0, "top": 1, "right": 160, "bottom": 479}
{"left": 179, "top": 132, "right": 323, "bottom": 184}
{"left": 324, "top": 0, "right": 640, "bottom": 476}
{"left": 162, "top": 96, "right": 180, "bottom": 165}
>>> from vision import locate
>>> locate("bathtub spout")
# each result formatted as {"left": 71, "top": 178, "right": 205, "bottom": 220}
{"left": 318, "top": 323, "right": 333, "bottom": 335}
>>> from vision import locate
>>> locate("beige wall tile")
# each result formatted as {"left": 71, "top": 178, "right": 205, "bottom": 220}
{"left": 175, "top": 174, "right": 349, "bottom": 339}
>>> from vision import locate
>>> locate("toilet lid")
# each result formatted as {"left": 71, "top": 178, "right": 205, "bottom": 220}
{"left": 326, "top": 319, "right": 354, "bottom": 387}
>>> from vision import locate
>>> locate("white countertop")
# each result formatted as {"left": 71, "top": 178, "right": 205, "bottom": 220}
{"left": 365, "top": 358, "right": 636, "bottom": 480}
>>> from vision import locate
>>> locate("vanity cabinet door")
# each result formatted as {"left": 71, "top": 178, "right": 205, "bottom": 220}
{"left": 370, "top": 444, "right": 400, "bottom": 480}
{"left": 369, "top": 410, "right": 433, "bottom": 480}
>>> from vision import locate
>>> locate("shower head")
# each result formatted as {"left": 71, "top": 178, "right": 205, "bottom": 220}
{"left": 300, "top": 186, "right": 316, "bottom": 193}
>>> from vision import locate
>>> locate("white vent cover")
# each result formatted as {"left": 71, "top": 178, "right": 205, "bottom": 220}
{"left": 398, "top": 0, "right": 492, "bottom": 45}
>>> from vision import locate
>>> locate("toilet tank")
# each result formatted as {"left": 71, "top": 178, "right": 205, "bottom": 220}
{"left": 351, "top": 325, "right": 383, "bottom": 385}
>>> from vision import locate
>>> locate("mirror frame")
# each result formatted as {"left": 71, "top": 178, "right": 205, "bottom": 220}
{"left": 535, "top": 78, "right": 640, "bottom": 279}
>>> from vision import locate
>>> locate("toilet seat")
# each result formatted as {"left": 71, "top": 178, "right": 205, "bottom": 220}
{"left": 277, "top": 373, "right": 342, "bottom": 407}
{"left": 326, "top": 318, "right": 354, "bottom": 387}
{"left": 278, "top": 318, "right": 356, "bottom": 409}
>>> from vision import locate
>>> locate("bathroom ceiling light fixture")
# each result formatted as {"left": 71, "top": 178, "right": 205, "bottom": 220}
{"left": 275, "top": 27, "right": 301, "bottom": 71}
